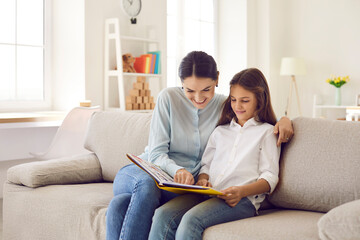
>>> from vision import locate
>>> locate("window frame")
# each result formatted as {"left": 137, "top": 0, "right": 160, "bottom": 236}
{"left": 0, "top": 0, "right": 52, "bottom": 112}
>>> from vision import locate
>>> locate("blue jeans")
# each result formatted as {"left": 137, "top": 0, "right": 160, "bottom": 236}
{"left": 106, "top": 164, "right": 178, "bottom": 240}
{"left": 149, "top": 194, "right": 256, "bottom": 240}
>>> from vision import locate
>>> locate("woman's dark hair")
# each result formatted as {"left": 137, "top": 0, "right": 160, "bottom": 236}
{"left": 178, "top": 51, "right": 218, "bottom": 82}
{"left": 217, "top": 68, "right": 277, "bottom": 126}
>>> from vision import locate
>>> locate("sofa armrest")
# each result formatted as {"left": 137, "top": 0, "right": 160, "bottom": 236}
{"left": 318, "top": 199, "right": 360, "bottom": 240}
{"left": 7, "top": 153, "right": 103, "bottom": 188}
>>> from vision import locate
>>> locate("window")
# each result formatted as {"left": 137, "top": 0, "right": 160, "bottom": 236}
{"left": 0, "top": 0, "right": 50, "bottom": 110}
{"left": 167, "top": 0, "right": 217, "bottom": 87}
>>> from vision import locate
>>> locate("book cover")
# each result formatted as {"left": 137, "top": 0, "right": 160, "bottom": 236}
{"left": 148, "top": 51, "right": 160, "bottom": 74}
{"left": 126, "top": 153, "right": 223, "bottom": 195}
{"left": 133, "top": 56, "right": 146, "bottom": 73}
{"left": 150, "top": 54, "right": 156, "bottom": 74}
{"left": 141, "top": 54, "right": 153, "bottom": 74}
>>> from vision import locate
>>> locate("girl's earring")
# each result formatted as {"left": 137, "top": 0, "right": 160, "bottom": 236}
{"left": 216, "top": 85, "right": 218, "bottom": 87}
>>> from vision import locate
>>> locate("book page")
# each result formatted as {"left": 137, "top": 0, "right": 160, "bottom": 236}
{"left": 127, "top": 154, "right": 173, "bottom": 183}
{"left": 126, "top": 153, "right": 224, "bottom": 195}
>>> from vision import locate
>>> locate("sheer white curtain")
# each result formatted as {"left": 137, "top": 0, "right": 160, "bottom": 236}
{"left": 167, "top": 0, "right": 217, "bottom": 87}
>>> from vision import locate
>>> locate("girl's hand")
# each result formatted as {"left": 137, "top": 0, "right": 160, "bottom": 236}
{"left": 174, "top": 169, "right": 194, "bottom": 185}
{"left": 196, "top": 179, "right": 213, "bottom": 187}
{"left": 274, "top": 116, "right": 294, "bottom": 146}
{"left": 218, "top": 186, "right": 244, "bottom": 207}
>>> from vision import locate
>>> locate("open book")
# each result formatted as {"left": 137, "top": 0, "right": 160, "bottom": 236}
{"left": 126, "top": 153, "right": 223, "bottom": 195}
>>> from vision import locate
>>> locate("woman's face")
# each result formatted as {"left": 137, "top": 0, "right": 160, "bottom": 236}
{"left": 182, "top": 75, "right": 218, "bottom": 109}
{"left": 230, "top": 85, "right": 257, "bottom": 126}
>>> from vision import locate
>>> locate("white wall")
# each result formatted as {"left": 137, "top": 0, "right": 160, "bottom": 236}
{"left": 248, "top": 0, "right": 360, "bottom": 119}
{"left": 84, "top": 0, "right": 167, "bottom": 108}
{"left": 217, "top": 0, "right": 247, "bottom": 96}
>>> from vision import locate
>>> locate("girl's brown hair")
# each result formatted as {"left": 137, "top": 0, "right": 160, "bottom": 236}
{"left": 217, "top": 68, "right": 277, "bottom": 126}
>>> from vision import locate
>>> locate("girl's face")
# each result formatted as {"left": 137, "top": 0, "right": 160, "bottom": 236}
{"left": 230, "top": 85, "right": 257, "bottom": 126}
{"left": 182, "top": 75, "right": 218, "bottom": 109}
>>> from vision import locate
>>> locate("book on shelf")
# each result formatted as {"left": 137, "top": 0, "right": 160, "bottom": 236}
{"left": 148, "top": 51, "right": 160, "bottom": 74}
{"left": 141, "top": 54, "right": 153, "bottom": 73}
{"left": 126, "top": 153, "right": 223, "bottom": 195}
{"left": 133, "top": 52, "right": 161, "bottom": 74}
{"left": 133, "top": 56, "right": 146, "bottom": 73}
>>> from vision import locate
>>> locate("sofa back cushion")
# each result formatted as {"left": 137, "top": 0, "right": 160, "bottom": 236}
{"left": 84, "top": 111, "right": 152, "bottom": 181}
{"left": 268, "top": 117, "right": 360, "bottom": 212}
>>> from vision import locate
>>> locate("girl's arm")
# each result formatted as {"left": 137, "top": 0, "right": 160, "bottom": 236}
{"left": 218, "top": 179, "right": 270, "bottom": 207}
{"left": 196, "top": 173, "right": 212, "bottom": 187}
{"left": 197, "top": 129, "right": 218, "bottom": 186}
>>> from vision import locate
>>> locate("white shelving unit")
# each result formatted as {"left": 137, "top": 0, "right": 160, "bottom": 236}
{"left": 104, "top": 18, "right": 163, "bottom": 111}
{"left": 312, "top": 95, "right": 359, "bottom": 120}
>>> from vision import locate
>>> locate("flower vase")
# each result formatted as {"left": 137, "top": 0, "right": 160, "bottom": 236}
{"left": 335, "top": 87, "right": 341, "bottom": 106}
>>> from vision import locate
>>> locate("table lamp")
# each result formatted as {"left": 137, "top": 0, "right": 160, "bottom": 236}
{"left": 280, "top": 57, "right": 306, "bottom": 116}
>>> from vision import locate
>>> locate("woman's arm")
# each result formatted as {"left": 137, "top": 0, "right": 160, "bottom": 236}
{"left": 148, "top": 90, "right": 185, "bottom": 177}
{"left": 274, "top": 116, "right": 294, "bottom": 146}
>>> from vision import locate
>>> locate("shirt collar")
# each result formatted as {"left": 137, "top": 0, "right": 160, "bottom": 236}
{"left": 230, "top": 117, "right": 260, "bottom": 129}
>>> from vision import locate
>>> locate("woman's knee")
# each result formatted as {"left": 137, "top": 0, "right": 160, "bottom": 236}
{"left": 113, "top": 164, "right": 157, "bottom": 196}
{"left": 107, "top": 194, "right": 131, "bottom": 222}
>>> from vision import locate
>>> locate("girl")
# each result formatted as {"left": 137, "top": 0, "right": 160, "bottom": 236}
{"left": 148, "top": 68, "right": 281, "bottom": 240}
{"left": 106, "top": 51, "right": 291, "bottom": 240}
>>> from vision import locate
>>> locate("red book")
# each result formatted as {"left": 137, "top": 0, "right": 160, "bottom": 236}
{"left": 141, "top": 54, "right": 153, "bottom": 74}
{"left": 134, "top": 57, "right": 147, "bottom": 73}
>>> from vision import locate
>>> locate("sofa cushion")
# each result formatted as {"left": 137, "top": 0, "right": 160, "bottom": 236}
{"left": 7, "top": 153, "right": 102, "bottom": 187}
{"left": 203, "top": 209, "right": 323, "bottom": 240}
{"left": 269, "top": 117, "right": 360, "bottom": 212}
{"left": 318, "top": 199, "right": 360, "bottom": 240}
{"left": 3, "top": 182, "right": 112, "bottom": 240}
{"left": 85, "top": 111, "right": 152, "bottom": 181}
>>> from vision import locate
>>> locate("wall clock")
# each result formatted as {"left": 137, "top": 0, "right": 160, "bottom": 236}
{"left": 121, "top": 0, "right": 142, "bottom": 24}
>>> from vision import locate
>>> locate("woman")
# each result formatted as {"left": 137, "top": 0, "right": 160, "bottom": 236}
{"left": 106, "top": 51, "right": 293, "bottom": 240}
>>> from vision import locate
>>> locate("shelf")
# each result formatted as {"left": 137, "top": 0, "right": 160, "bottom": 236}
{"left": 0, "top": 111, "right": 66, "bottom": 124}
{"left": 108, "top": 70, "right": 162, "bottom": 78}
{"left": 123, "top": 72, "right": 162, "bottom": 77}
{"left": 104, "top": 18, "right": 162, "bottom": 111}
{"left": 106, "top": 107, "right": 153, "bottom": 113}
{"left": 120, "top": 35, "right": 160, "bottom": 43}
{"left": 313, "top": 105, "right": 349, "bottom": 109}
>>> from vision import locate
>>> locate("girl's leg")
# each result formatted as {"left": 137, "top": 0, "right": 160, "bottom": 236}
{"left": 148, "top": 194, "right": 207, "bottom": 240}
{"left": 176, "top": 197, "right": 256, "bottom": 240}
{"left": 107, "top": 164, "right": 161, "bottom": 240}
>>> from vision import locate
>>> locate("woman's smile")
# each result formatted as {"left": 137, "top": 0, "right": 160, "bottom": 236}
{"left": 193, "top": 98, "right": 207, "bottom": 105}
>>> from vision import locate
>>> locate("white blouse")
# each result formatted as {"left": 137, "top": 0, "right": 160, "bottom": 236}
{"left": 199, "top": 118, "right": 281, "bottom": 210}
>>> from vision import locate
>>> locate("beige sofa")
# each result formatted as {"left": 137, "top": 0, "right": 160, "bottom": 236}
{"left": 3, "top": 111, "right": 360, "bottom": 240}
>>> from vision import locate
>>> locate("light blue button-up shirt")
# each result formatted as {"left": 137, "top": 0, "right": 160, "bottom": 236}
{"left": 140, "top": 87, "right": 226, "bottom": 178}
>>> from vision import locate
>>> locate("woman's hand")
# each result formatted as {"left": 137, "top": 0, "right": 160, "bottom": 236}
{"left": 273, "top": 116, "right": 294, "bottom": 146}
{"left": 218, "top": 186, "right": 245, "bottom": 207}
{"left": 174, "top": 169, "right": 194, "bottom": 185}
{"left": 196, "top": 179, "right": 213, "bottom": 187}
